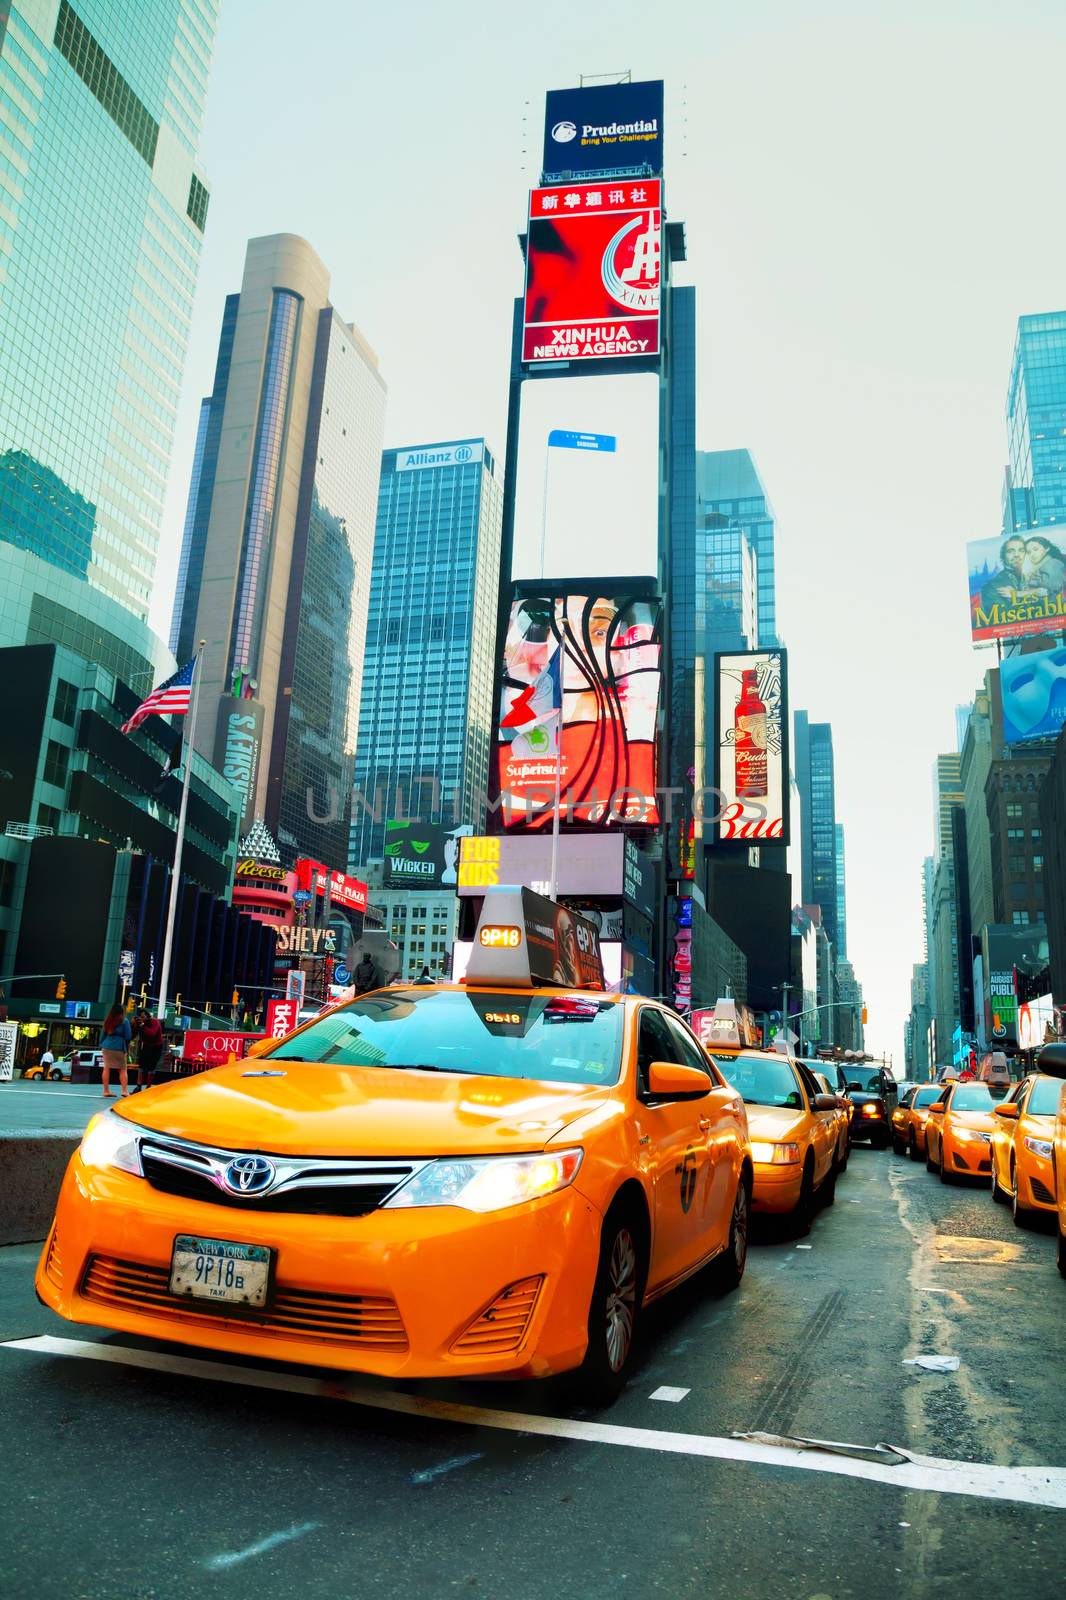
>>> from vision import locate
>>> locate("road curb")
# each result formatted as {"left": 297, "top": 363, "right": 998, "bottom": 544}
{"left": 0, "top": 1135, "right": 77, "bottom": 1246}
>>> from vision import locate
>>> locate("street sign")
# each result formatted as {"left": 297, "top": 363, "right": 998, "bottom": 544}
{"left": 285, "top": 969, "right": 306, "bottom": 1005}
{"left": 266, "top": 998, "right": 299, "bottom": 1040}
{"left": 547, "top": 429, "right": 617, "bottom": 452}
{"left": 39, "top": 1003, "right": 60, "bottom": 1015}
{"left": 293, "top": 888, "right": 312, "bottom": 907}
{"left": 333, "top": 963, "right": 350, "bottom": 986}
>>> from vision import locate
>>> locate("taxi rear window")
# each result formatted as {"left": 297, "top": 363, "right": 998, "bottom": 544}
{"left": 267, "top": 989, "right": 623, "bottom": 1086}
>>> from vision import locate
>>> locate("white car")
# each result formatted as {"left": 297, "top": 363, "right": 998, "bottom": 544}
{"left": 24, "top": 1050, "right": 102, "bottom": 1082}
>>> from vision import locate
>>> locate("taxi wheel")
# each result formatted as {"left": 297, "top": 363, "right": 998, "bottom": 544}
{"left": 793, "top": 1156, "right": 816, "bottom": 1236}
{"left": 926, "top": 1138, "right": 938, "bottom": 1173}
{"left": 939, "top": 1145, "right": 955, "bottom": 1185}
{"left": 1057, "top": 1229, "right": 1066, "bottom": 1279}
{"left": 835, "top": 1138, "right": 849, "bottom": 1174}
{"left": 990, "top": 1156, "right": 1008, "bottom": 1204}
{"left": 1010, "top": 1164, "right": 1036, "bottom": 1230}
{"left": 710, "top": 1171, "right": 750, "bottom": 1292}
{"left": 579, "top": 1205, "right": 647, "bottom": 1405}
{"left": 908, "top": 1132, "right": 923, "bottom": 1162}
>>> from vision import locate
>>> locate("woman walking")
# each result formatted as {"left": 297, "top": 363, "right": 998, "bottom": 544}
{"left": 99, "top": 1004, "right": 132, "bottom": 1098}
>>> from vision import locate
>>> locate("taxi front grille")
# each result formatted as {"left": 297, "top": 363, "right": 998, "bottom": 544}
{"left": 139, "top": 1140, "right": 415, "bottom": 1217}
{"left": 451, "top": 1276, "right": 543, "bottom": 1356}
{"left": 44, "top": 1229, "right": 63, "bottom": 1289}
{"left": 81, "top": 1255, "right": 408, "bottom": 1350}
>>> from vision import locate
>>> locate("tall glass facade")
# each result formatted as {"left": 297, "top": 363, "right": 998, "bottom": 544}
{"left": 694, "top": 448, "right": 778, "bottom": 648}
{"left": 0, "top": 1, "right": 217, "bottom": 628}
{"left": 1005, "top": 311, "right": 1066, "bottom": 532}
{"left": 349, "top": 442, "right": 503, "bottom": 872}
{"left": 834, "top": 822, "right": 847, "bottom": 959}
{"left": 695, "top": 450, "right": 758, "bottom": 654}
{"left": 794, "top": 711, "right": 838, "bottom": 947}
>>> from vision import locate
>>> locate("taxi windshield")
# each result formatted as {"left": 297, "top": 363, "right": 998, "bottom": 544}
{"left": 1029, "top": 1078, "right": 1063, "bottom": 1116}
{"left": 914, "top": 1086, "right": 941, "bottom": 1108}
{"left": 949, "top": 1084, "right": 994, "bottom": 1112}
{"left": 712, "top": 1053, "right": 801, "bottom": 1108}
{"left": 266, "top": 988, "right": 624, "bottom": 1087}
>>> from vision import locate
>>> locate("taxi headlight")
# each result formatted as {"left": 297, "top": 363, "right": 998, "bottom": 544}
{"left": 954, "top": 1127, "right": 991, "bottom": 1142}
{"left": 79, "top": 1110, "right": 143, "bottom": 1177}
{"left": 1024, "top": 1136, "right": 1053, "bottom": 1159}
{"left": 383, "top": 1149, "right": 583, "bottom": 1213}
{"left": 749, "top": 1141, "right": 801, "bottom": 1165}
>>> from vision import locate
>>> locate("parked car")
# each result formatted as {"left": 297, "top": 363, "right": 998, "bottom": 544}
{"left": 843, "top": 1063, "right": 898, "bottom": 1148}
{"left": 25, "top": 1050, "right": 102, "bottom": 1082}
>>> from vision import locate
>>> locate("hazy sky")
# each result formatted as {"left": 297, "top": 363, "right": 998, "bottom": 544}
{"left": 150, "top": 0, "right": 1066, "bottom": 1058}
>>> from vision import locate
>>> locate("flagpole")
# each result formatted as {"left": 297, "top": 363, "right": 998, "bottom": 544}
{"left": 157, "top": 640, "right": 205, "bottom": 1024}
{"left": 549, "top": 729, "right": 561, "bottom": 900}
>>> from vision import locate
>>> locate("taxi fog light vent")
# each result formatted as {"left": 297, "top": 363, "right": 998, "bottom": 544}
{"left": 749, "top": 1141, "right": 800, "bottom": 1165}
{"left": 383, "top": 1149, "right": 583, "bottom": 1213}
{"left": 1030, "top": 1175, "right": 1055, "bottom": 1204}
{"left": 44, "top": 1229, "right": 63, "bottom": 1289}
{"left": 451, "top": 1275, "right": 544, "bottom": 1356}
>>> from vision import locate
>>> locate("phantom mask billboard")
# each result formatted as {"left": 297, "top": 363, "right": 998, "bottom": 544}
{"left": 967, "top": 532, "right": 1066, "bottom": 643}
{"left": 714, "top": 650, "right": 789, "bottom": 847}
{"left": 999, "top": 643, "right": 1066, "bottom": 746}
{"left": 523, "top": 180, "right": 661, "bottom": 363}
{"left": 498, "top": 589, "right": 661, "bottom": 829}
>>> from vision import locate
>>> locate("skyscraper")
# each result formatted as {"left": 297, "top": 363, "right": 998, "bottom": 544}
{"left": 173, "top": 234, "right": 387, "bottom": 870}
{"left": 349, "top": 440, "right": 503, "bottom": 872}
{"left": 0, "top": 0, "right": 218, "bottom": 642}
{"left": 1004, "top": 311, "right": 1066, "bottom": 532}
{"left": 694, "top": 448, "right": 778, "bottom": 648}
{"left": 695, "top": 449, "right": 759, "bottom": 654}
{"left": 793, "top": 712, "right": 838, "bottom": 947}
{"left": 834, "top": 822, "right": 847, "bottom": 959}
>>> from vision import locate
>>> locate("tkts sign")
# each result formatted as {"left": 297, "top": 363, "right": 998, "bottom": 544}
{"left": 523, "top": 180, "right": 661, "bottom": 363}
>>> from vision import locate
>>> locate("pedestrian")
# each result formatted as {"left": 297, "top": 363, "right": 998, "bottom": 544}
{"left": 99, "top": 1003, "right": 132, "bottom": 1098}
{"left": 134, "top": 1009, "right": 165, "bottom": 1091}
{"left": 353, "top": 953, "right": 377, "bottom": 994}
{"left": 39, "top": 1045, "right": 55, "bottom": 1077}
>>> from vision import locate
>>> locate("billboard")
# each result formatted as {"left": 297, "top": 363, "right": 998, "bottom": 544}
{"left": 1000, "top": 644, "right": 1066, "bottom": 745}
{"left": 294, "top": 859, "right": 368, "bottom": 913}
{"left": 214, "top": 697, "right": 265, "bottom": 833}
{"left": 714, "top": 650, "right": 789, "bottom": 846}
{"left": 498, "top": 588, "right": 661, "bottom": 828}
{"left": 384, "top": 821, "right": 447, "bottom": 887}
{"left": 523, "top": 179, "right": 661, "bottom": 364}
{"left": 982, "top": 923, "right": 1051, "bottom": 1047}
{"left": 457, "top": 832, "right": 624, "bottom": 896}
{"left": 520, "top": 889, "right": 604, "bottom": 989}
{"left": 510, "top": 372, "right": 660, "bottom": 582}
{"left": 542, "top": 80, "right": 664, "bottom": 179}
{"left": 967, "top": 532, "right": 1066, "bottom": 643}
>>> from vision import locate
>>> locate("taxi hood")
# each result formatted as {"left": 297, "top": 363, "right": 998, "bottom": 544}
{"left": 116, "top": 1062, "right": 610, "bottom": 1158}
{"left": 743, "top": 1104, "right": 809, "bottom": 1142}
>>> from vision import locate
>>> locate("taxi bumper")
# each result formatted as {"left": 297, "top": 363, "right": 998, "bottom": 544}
{"left": 751, "top": 1162, "right": 803, "bottom": 1214}
{"left": 1017, "top": 1154, "right": 1057, "bottom": 1213}
{"left": 943, "top": 1133, "right": 993, "bottom": 1176}
{"left": 36, "top": 1154, "right": 603, "bottom": 1380}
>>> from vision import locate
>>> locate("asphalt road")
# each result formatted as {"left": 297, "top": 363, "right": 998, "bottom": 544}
{"left": 1, "top": 1144, "right": 1063, "bottom": 1599}
{"left": 0, "top": 1080, "right": 118, "bottom": 1135}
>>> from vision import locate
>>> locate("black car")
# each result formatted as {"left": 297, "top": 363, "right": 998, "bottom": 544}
{"left": 842, "top": 1064, "right": 898, "bottom": 1149}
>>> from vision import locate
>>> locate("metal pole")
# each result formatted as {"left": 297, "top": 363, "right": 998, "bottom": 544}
{"left": 549, "top": 727, "right": 561, "bottom": 900}
{"left": 540, "top": 439, "right": 551, "bottom": 579}
{"left": 156, "top": 641, "right": 205, "bottom": 1023}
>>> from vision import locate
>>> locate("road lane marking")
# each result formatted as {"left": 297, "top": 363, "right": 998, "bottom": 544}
{"left": 0, "top": 1087, "right": 101, "bottom": 1098}
{"left": 5, "top": 1334, "right": 1066, "bottom": 1510}
{"left": 205, "top": 1521, "right": 321, "bottom": 1570}
{"left": 649, "top": 1386, "right": 690, "bottom": 1403}
{"left": 411, "top": 1452, "right": 483, "bottom": 1483}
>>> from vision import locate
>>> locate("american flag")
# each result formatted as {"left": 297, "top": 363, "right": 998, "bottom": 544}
{"left": 121, "top": 657, "right": 196, "bottom": 735}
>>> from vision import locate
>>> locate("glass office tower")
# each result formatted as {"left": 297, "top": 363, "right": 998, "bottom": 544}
{"left": 0, "top": 1, "right": 218, "bottom": 635}
{"left": 694, "top": 448, "right": 778, "bottom": 647}
{"left": 835, "top": 822, "right": 847, "bottom": 959}
{"left": 793, "top": 711, "right": 839, "bottom": 948}
{"left": 695, "top": 449, "right": 759, "bottom": 653}
{"left": 1004, "top": 311, "right": 1066, "bottom": 531}
{"left": 349, "top": 441, "right": 503, "bottom": 872}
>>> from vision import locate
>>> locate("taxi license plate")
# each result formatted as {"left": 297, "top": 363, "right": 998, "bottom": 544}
{"left": 169, "top": 1236, "right": 272, "bottom": 1308}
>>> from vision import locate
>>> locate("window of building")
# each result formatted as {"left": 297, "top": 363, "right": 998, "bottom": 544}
{"left": 1011, "top": 911, "right": 1031, "bottom": 926}
{"left": 37, "top": 803, "right": 60, "bottom": 832}
{"left": 1005, "top": 802, "right": 1023, "bottom": 819}
{"left": 53, "top": 679, "right": 78, "bottom": 727}
{"left": 0, "top": 858, "right": 15, "bottom": 907}
{"left": 42, "top": 740, "right": 69, "bottom": 790}
{"left": 1033, "top": 855, "right": 1043, "bottom": 871}
{"left": 1008, "top": 854, "right": 1026, "bottom": 876}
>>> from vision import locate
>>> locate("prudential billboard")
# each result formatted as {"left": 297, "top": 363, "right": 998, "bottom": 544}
{"left": 543, "top": 81, "right": 664, "bottom": 179}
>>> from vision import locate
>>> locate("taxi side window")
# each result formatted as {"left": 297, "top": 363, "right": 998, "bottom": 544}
{"left": 796, "top": 1063, "right": 821, "bottom": 1105}
{"left": 636, "top": 1009, "right": 682, "bottom": 1096}
{"left": 661, "top": 1015, "right": 715, "bottom": 1085}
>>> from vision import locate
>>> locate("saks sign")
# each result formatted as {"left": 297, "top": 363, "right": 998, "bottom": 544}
{"left": 395, "top": 442, "right": 483, "bottom": 473}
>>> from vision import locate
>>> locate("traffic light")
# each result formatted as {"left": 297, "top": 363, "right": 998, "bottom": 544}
{"left": 55, "top": 978, "right": 67, "bottom": 1000}
{"left": 861, "top": 1005, "right": 868, "bottom": 1026}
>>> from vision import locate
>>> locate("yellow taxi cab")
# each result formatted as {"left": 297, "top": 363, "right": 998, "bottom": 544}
{"left": 924, "top": 1080, "right": 997, "bottom": 1182}
{"left": 990, "top": 1074, "right": 1061, "bottom": 1227}
{"left": 705, "top": 1044, "right": 845, "bottom": 1231}
{"left": 891, "top": 1082, "right": 942, "bottom": 1161}
{"left": 1028, "top": 1041, "right": 1066, "bottom": 1276}
{"left": 36, "top": 889, "right": 752, "bottom": 1403}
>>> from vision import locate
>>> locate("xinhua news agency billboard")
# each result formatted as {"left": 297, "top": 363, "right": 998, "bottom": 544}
{"left": 714, "top": 650, "right": 790, "bottom": 847}
{"left": 542, "top": 80, "right": 664, "bottom": 180}
{"left": 523, "top": 179, "right": 661, "bottom": 363}
{"left": 1000, "top": 643, "right": 1066, "bottom": 745}
{"left": 498, "top": 586, "right": 661, "bottom": 828}
{"left": 967, "top": 532, "right": 1066, "bottom": 643}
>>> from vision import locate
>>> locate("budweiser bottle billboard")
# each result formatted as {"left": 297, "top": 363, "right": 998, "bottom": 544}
{"left": 734, "top": 669, "right": 768, "bottom": 797}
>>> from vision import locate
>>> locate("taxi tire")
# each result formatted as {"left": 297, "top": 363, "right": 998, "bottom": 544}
{"left": 1010, "top": 1165, "right": 1037, "bottom": 1230}
{"left": 1057, "top": 1229, "right": 1066, "bottom": 1279}
{"left": 908, "top": 1132, "right": 923, "bottom": 1162}
{"left": 709, "top": 1170, "right": 750, "bottom": 1293}
{"left": 990, "top": 1157, "right": 1008, "bottom": 1204}
{"left": 835, "top": 1138, "right": 849, "bottom": 1175}
{"left": 793, "top": 1156, "right": 816, "bottom": 1236}
{"left": 578, "top": 1202, "right": 647, "bottom": 1406}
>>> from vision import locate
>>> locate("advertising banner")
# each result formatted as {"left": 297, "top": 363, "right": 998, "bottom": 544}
{"left": 182, "top": 1030, "right": 263, "bottom": 1066}
{"left": 285, "top": 969, "right": 306, "bottom": 1005}
{"left": 0, "top": 1021, "right": 16, "bottom": 1081}
{"left": 1018, "top": 994, "right": 1055, "bottom": 1051}
{"left": 383, "top": 820, "right": 448, "bottom": 887}
{"left": 295, "top": 859, "right": 368, "bottom": 913}
{"left": 999, "top": 644, "right": 1066, "bottom": 745}
{"left": 265, "top": 998, "right": 299, "bottom": 1040}
{"left": 521, "top": 889, "right": 604, "bottom": 989}
{"left": 542, "top": 80, "right": 664, "bottom": 179}
{"left": 967, "top": 532, "right": 1066, "bottom": 643}
{"left": 457, "top": 832, "right": 625, "bottom": 894}
{"left": 498, "top": 589, "right": 661, "bottom": 829}
{"left": 235, "top": 856, "right": 288, "bottom": 886}
{"left": 982, "top": 923, "right": 1051, "bottom": 1046}
{"left": 214, "top": 697, "right": 265, "bottom": 833}
{"left": 394, "top": 441, "right": 482, "bottom": 473}
{"left": 622, "top": 836, "right": 658, "bottom": 922}
{"left": 714, "top": 650, "right": 789, "bottom": 846}
{"left": 523, "top": 179, "right": 661, "bottom": 364}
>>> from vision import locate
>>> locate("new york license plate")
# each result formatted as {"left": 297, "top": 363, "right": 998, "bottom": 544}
{"left": 169, "top": 1235, "right": 272, "bottom": 1308}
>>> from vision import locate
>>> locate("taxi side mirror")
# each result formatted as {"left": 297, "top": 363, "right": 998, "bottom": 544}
{"left": 244, "top": 1038, "right": 272, "bottom": 1059}
{"left": 645, "top": 1061, "right": 711, "bottom": 1101}
{"left": 810, "top": 1094, "right": 838, "bottom": 1111}
{"left": 993, "top": 1102, "right": 1019, "bottom": 1120}
{"left": 928, "top": 1102, "right": 946, "bottom": 1115}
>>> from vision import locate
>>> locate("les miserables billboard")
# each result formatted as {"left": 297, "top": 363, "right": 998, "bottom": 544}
{"left": 523, "top": 179, "right": 661, "bottom": 363}
{"left": 967, "top": 531, "right": 1066, "bottom": 643}
{"left": 498, "top": 586, "right": 661, "bottom": 829}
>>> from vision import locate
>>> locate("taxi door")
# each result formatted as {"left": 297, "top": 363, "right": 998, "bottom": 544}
{"left": 796, "top": 1062, "right": 835, "bottom": 1186}
{"left": 660, "top": 1012, "right": 744, "bottom": 1235}
{"left": 633, "top": 1008, "right": 716, "bottom": 1289}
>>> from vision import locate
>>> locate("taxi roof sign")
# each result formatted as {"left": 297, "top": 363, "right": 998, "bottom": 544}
{"left": 467, "top": 888, "right": 605, "bottom": 991}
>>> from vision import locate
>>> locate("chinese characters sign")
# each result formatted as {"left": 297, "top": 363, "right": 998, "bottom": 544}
{"left": 523, "top": 181, "right": 661, "bottom": 364}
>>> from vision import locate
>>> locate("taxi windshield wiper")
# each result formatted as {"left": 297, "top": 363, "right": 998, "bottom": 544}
{"left": 384, "top": 1062, "right": 477, "bottom": 1075}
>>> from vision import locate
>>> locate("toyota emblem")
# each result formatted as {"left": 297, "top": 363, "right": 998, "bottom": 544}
{"left": 222, "top": 1153, "right": 276, "bottom": 1195}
